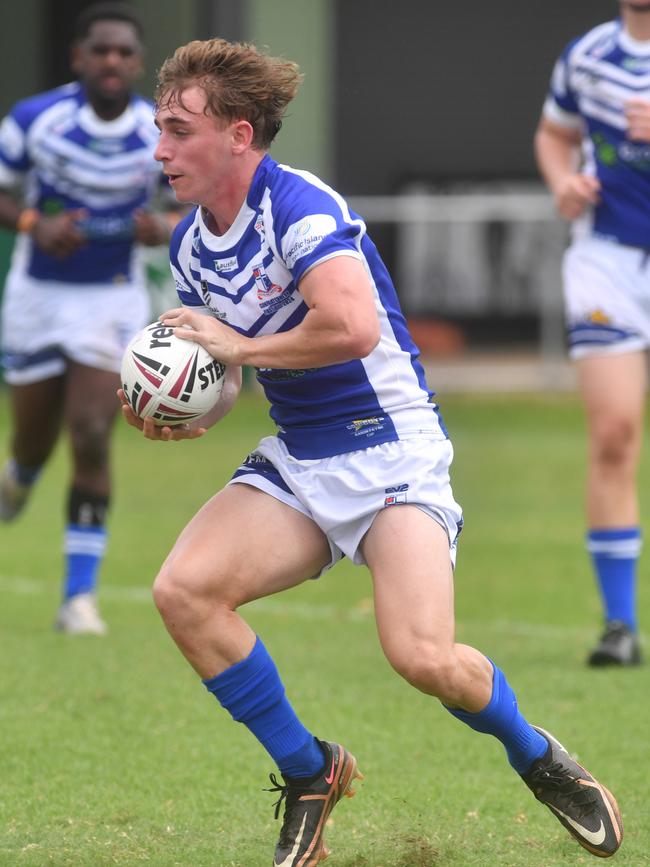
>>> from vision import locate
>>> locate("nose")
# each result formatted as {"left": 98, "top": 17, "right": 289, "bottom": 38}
{"left": 154, "top": 137, "right": 168, "bottom": 163}
{"left": 104, "top": 48, "right": 125, "bottom": 70}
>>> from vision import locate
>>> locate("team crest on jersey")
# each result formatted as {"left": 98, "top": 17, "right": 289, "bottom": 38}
{"left": 252, "top": 266, "right": 292, "bottom": 315}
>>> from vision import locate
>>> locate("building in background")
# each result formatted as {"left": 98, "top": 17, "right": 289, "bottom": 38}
{"left": 0, "top": 0, "right": 615, "bottom": 356}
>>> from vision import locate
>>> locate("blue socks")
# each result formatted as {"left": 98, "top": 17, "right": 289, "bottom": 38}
{"left": 587, "top": 528, "right": 640, "bottom": 631}
{"left": 63, "top": 487, "right": 109, "bottom": 600}
{"left": 63, "top": 525, "right": 107, "bottom": 598}
{"left": 446, "top": 662, "right": 547, "bottom": 774}
{"left": 203, "top": 637, "right": 325, "bottom": 778}
{"left": 206, "top": 644, "right": 546, "bottom": 778}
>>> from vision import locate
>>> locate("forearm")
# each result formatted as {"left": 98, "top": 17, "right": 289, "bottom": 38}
{"left": 195, "top": 364, "right": 242, "bottom": 428}
{"left": 534, "top": 127, "right": 581, "bottom": 195}
{"left": 0, "top": 190, "right": 29, "bottom": 233}
{"left": 235, "top": 309, "right": 378, "bottom": 369}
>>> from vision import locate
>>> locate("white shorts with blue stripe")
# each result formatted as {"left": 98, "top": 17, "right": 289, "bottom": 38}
{"left": 563, "top": 236, "right": 650, "bottom": 359}
{"left": 229, "top": 433, "right": 464, "bottom": 575}
{"left": 1, "top": 271, "right": 150, "bottom": 385}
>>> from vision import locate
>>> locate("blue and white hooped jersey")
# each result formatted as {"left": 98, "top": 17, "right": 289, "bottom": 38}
{"left": 543, "top": 19, "right": 650, "bottom": 248}
{"left": 0, "top": 81, "right": 163, "bottom": 284}
{"left": 170, "top": 155, "right": 446, "bottom": 459}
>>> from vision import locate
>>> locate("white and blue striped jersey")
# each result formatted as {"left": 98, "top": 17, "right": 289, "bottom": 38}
{"left": 0, "top": 81, "right": 162, "bottom": 284}
{"left": 542, "top": 19, "right": 650, "bottom": 248}
{"left": 170, "top": 155, "right": 447, "bottom": 460}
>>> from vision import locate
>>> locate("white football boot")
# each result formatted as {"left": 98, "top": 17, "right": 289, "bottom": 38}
{"left": 55, "top": 592, "right": 108, "bottom": 635}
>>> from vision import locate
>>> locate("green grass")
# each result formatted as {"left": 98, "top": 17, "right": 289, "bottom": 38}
{"left": 1, "top": 389, "right": 649, "bottom": 867}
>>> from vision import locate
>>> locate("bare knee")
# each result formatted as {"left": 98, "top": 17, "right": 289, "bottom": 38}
{"left": 153, "top": 556, "right": 240, "bottom": 632}
{"left": 386, "top": 642, "right": 460, "bottom": 703}
{"left": 69, "top": 415, "right": 111, "bottom": 472}
{"left": 153, "top": 565, "right": 210, "bottom": 628}
{"left": 591, "top": 416, "right": 638, "bottom": 469}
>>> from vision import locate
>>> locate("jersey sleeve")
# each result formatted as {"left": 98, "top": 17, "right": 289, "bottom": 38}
{"left": 542, "top": 38, "right": 583, "bottom": 130}
{"left": 271, "top": 174, "right": 365, "bottom": 286}
{"left": 0, "top": 97, "right": 35, "bottom": 186}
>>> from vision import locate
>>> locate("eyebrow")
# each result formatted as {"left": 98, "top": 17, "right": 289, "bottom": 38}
{"left": 154, "top": 115, "right": 191, "bottom": 130}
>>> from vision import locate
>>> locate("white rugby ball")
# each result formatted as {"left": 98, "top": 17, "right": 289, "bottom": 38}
{"left": 121, "top": 321, "right": 225, "bottom": 426}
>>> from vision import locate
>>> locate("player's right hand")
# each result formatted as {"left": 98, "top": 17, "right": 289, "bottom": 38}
{"left": 117, "top": 388, "right": 207, "bottom": 441}
{"left": 553, "top": 174, "right": 601, "bottom": 220}
{"left": 31, "top": 208, "right": 88, "bottom": 258}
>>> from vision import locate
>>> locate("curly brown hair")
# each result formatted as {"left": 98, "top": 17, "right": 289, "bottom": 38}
{"left": 155, "top": 38, "right": 303, "bottom": 149}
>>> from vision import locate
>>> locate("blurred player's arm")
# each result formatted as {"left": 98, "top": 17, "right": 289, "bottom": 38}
{"left": 161, "top": 256, "right": 381, "bottom": 369}
{"left": 133, "top": 205, "right": 191, "bottom": 247}
{"left": 133, "top": 180, "right": 191, "bottom": 247}
{"left": 0, "top": 187, "right": 86, "bottom": 258}
{"left": 534, "top": 117, "right": 601, "bottom": 220}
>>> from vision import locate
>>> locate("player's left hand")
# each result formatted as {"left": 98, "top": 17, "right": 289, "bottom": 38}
{"left": 625, "top": 99, "right": 650, "bottom": 142}
{"left": 133, "top": 210, "right": 175, "bottom": 246}
{"left": 160, "top": 307, "right": 248, "bottom": 365}
{"left": 117, "top": 388, "right": 207, "bottom": 440}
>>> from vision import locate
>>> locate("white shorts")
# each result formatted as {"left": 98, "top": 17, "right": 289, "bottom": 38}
{"left": 563, "top": 236, "right": 650, "bottom": 359}
{"left": 229, "top": 434, "right": 464, "bottom": 574}
{"left": 1, "top": 271, "right": 150, "bottom": 385}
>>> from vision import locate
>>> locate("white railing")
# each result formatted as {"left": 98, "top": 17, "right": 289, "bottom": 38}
{"left": 349, "top": 184, "right": 569, "bottom": 378}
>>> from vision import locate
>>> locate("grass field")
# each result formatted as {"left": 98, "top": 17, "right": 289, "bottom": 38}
{"left": 1, "top": 388, "right": 649, "bottom": 867}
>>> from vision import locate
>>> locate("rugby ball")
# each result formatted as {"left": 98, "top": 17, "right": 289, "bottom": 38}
{"left": 121, "top": 321, "right": 225, "bottom": 426}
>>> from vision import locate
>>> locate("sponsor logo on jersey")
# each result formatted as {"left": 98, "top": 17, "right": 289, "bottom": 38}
{"left": 283, "top": 213, "right": 337, "bottom": 269}
{"left": 348, "top": 417, "right": 383, "bottom": 432}
{"left": 623, "top": 55, "right": 650, "bottom": 72}
{"left": 244, "top": 452, "right": 270, "bottom": 465}
{"left": 257, "top": 367, "right": 317, "bottom": 381}
{"left": 384, "top": 493, "right": 407, "bottom": 506}
{"left": 587, "top": 309, "right": 612, "bottom": 325}
{"left": 78, "top": 214, "right": 134, "bottom": 241}
{"left": 591, "top": 132, "right": 618, "bottom": 167}
{"left": 213, "top": 256, "right": 238, "bottom": 272}
{"left": 384, "top": 482, "right": 409, "bottom": 506}
{"left": 88, "top": 138, "right": 124, "bottom": 155}
{"left": 618, "top": 141, "right": 650, "bottom": 170}
{"left": 346, "top": 417, "right": 386, "bottom": 438}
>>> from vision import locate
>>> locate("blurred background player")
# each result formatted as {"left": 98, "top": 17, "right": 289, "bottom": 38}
{"left": 121, "top": 38, "right": 622, "bottom": 864}
{"left": 0, "top": 2, "right": 177, "bottom": 634}
{"left": 535, "top": 0, "right": 650, "bottom": 666}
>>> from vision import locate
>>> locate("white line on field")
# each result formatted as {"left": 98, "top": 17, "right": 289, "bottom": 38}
{"left": 0, "top": 572, "right": 611, "bottom": 638}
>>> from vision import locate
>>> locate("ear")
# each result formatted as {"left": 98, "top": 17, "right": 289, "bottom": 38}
{"left": 70, "top": 42, "right": 82, "bottom": 77}
{"left": 231, "top": 120, "right": 255, "bottom": 153}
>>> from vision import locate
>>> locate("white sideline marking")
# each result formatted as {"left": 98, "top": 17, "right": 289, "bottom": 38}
{"left": 0, "top": 572, "right": 615, "bottom": 638}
